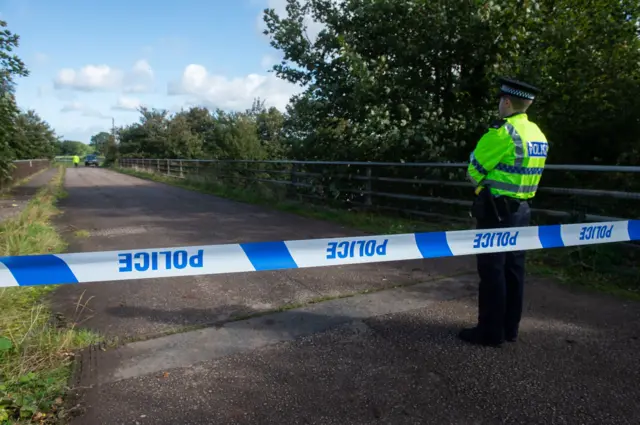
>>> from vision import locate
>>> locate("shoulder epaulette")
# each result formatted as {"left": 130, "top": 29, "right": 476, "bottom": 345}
{"left": 489, "top": 119, "right": 506, "bottom": 129}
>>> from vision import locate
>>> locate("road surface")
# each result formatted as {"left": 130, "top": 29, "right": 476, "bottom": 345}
{"left": 50, "top": 168, "right": 640, "bottom": 425}
{"left": 51, "top": 167, "right": 474, "bottom": 339}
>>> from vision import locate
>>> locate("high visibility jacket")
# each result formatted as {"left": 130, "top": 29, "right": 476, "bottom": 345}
{"left": 73, "top": 155, "right": 80, "bottom": 163}
{"left": 467, "top": 112, "right": 548, "bottom": 200}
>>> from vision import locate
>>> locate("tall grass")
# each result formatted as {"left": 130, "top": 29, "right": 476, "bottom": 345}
{"left": 0, "top": 167, "right": 101, "bottom": 424}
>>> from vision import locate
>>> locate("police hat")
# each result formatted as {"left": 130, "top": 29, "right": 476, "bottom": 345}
{"left": 497, "top": 77, "right": 540, "bottom": 100}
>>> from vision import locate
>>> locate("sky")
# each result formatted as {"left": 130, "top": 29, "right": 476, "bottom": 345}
{"left": 0, "top": 0, "right": 318, "bottom": 143}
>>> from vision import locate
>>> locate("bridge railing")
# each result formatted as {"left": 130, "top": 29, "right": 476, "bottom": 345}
{"left": 118, "top": 158, "right": 640, "bottom": 225}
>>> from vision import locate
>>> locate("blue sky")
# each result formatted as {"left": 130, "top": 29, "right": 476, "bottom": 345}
{"left": 1, "top": 0, "right": 306, "bottom": 143}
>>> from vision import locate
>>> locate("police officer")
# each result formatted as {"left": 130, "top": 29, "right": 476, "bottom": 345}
{"left": 460, "top": 77, "right": 549, "bottom": 347}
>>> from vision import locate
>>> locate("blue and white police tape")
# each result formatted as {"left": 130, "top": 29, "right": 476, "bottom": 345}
{"left": 1, "top": 220, "right": 639, "bottom": 287}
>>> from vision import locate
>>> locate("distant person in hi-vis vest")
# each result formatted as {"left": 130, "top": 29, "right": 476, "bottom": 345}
{"left": 462, "top": 77, "right": 549, "bottom": 347}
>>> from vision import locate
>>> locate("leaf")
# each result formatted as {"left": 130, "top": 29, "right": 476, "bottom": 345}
{"left": 19, "top": 405, "right": 36, "bottom": 419}
{"left": 18, "top": 372, "right": 36, "bottom": 383}
{"left": 0, "top": 337, "right": 12, "bottom": 352}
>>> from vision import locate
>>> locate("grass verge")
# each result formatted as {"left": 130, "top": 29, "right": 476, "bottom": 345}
{"left": 0, "top": 166, "right": 101, "bottom": 424}
{"left": 112, "top": 166, "right": 640, "bottom": 301}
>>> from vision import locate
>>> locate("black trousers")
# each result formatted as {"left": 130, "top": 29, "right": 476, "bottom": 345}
{"left": 474, "top": 194, "right": 531, "bottom": 342}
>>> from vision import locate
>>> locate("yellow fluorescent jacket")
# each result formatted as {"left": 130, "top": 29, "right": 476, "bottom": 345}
{"left": 467, "top": 113, "right": 548, "bottom": 200}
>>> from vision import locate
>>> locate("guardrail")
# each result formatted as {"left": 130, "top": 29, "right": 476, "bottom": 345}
{"left": 118, "top": 158, "right": 640, "bottom": 224}
{"left": 1, "top": 159, "right": 51, "bottom": 191}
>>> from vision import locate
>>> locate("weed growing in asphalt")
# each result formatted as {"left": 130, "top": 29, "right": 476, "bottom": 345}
{"left": 73, "top": 230, "right": 90, "bottom": 238}
{"left": 0, "top": 166, "right": 102, "bottom": 424}
{"left": 112, "top": 166, "right": 640, "bottom": 300}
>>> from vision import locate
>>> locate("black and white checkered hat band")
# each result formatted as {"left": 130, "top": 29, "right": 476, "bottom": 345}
{"left": 501, "top": 85, "right": 535, "bottom": 100}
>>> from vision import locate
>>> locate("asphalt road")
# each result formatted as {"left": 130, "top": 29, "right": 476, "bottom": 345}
{"left": 51, "top": 167, "right": 474, "bottom": 339}
{"left": 51, "top": 168, "right": 640, "bottom": 425}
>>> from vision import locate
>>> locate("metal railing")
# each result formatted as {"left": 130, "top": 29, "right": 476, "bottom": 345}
{"left": 118, "top": 158, "right": 640, "bottom": 224}
{"left": 1, "top": 159, "right": 51, "bottom": 191}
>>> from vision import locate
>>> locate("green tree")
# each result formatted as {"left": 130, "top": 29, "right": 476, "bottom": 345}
{"left": 248, "top": 98, "right": 287, "bottom": 158}
{"left": 54, "top": 140, "right": 92, "bottom": 156}
{"left": 0, "top": 19, "right": 29, "bottom": 181}
{"left": 12, "top": 110, "right": 58, "bottom": 159}
{"left": 90, "top": 131, "right": 111, "bottom": 155}
{"left": 263, "top": 0, "right": 509, "bottom": 162}
{"left": 262, "top": 0, "right": 640, "bottom": 165}
{"left": 103, "top": 134, "right": 119, "bottom": 166}
{"left": 166, "top": 112, "right": 203, "bottom": 158}
{"left": 527, "top": 0, "right": 640, "bottom": 165}
{"left": 113, "top": 103, "right": 276, "bottom": 161}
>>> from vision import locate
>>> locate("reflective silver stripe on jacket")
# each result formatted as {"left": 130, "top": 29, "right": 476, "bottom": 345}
{"left": 504, "top": 122, "right": 525, "bottom": 167}
{"left": 483, "top": 179, "right": 538, "bottom": 194}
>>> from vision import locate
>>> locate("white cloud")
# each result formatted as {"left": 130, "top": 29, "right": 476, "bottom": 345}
{"left": 53, "top": 59, "right": 154, "bottom": 93}
{"left": 122, "top": 84, "right": 150, "bottom": 94}
{"left": 60, "top": 101, "right": 111, "bottom": 119}
{"left": 60, "top": 101, "right": 85, "bottom": 112}
{"left": 112, "top": 96, "right": 142, "bottom": 111}
{"left": 122, "top": 60, "right": 154, "bottom": 93}
{"left": 167, "top": 64, "right": 302, "bottom": 111}
{"left": 54, "top": 64, "right": 123, "bottom": 91}
{"left": 132, "top": 59, "right": 153, "bottom": 78}
{"left": 129, "top": 59, "right": 154, "bottom": 80}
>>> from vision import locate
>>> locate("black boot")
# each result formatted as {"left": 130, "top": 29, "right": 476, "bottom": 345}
{"left": 458, "top": 327, "right": 503, "bottom": 347}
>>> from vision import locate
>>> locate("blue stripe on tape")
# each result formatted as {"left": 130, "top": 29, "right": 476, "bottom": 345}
{"left": 0, "top": 254, "right": 79, "bottom": 286}
{"left": 538, "top": 225, "right": 564, "bottom": 248}
{"left": 629, "top": 220, "right": 640, "bottom": 241}
{"left": 240, "top": 241, "right": 298, "bottom": 271}
{"left": 414, "top": 232, "right": 453, "bottom": 258}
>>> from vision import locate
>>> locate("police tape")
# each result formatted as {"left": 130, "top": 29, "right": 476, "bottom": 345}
{"left": 1, "top": 220, "right": 638, "bottom": 287}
